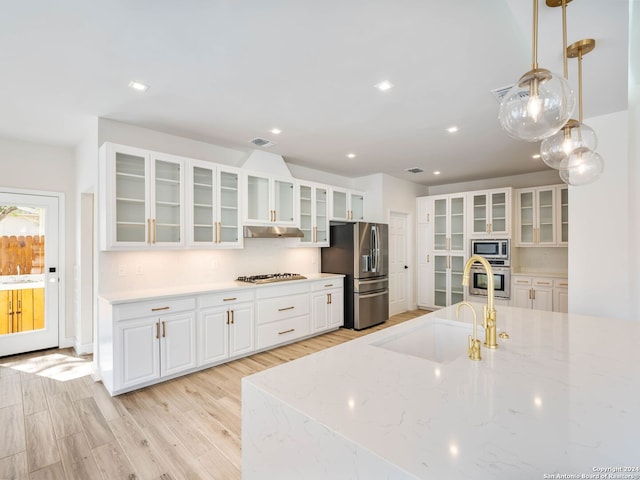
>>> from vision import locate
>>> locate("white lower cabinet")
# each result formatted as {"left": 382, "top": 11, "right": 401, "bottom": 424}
{"left": 511, "top": 275, "right": 567, "bottom": 312}
{"left": 98, "top": 277, "right": 343, "bottom": 395}
{"left": 311, "top": 280, "right": 344, "bottom": 332}
{"left": 256, "top": 283, "right": 311, "bottom": 350}
{"left": 197, "top": 290, "right": 255, "bottom": 366}
{"left": 102, "top": 296, "right": 197, "bottom": 394}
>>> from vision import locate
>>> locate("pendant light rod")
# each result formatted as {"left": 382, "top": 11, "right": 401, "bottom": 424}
{"left": 546, "top": 0, "right": 574, "bottom": 79}
{"left": 567, "top": 38, "right": 596, "bottom": 123}
{"left": 532, "top": 0, "right": 539, "bottom": 70}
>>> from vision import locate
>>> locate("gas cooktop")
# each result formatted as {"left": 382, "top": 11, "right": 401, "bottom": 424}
{"left": 236, "top": 273, "right": 307, "bottom": 284}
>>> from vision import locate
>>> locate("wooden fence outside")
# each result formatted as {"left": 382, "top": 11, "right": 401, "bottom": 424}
{"left": 0, "top": 235, "right": 45, "bottom": 276}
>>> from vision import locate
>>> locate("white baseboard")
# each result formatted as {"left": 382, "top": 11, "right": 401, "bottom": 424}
{"left": 73, "top": 340, "right": 94, "bottom": 356}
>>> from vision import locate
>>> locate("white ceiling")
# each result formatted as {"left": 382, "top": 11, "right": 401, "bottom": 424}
{"left": 0, "top": 0, "right": 630, "bottom": 186}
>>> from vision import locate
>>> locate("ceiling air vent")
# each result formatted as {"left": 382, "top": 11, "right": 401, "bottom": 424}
{"left": 249, "top": 137, "right": 275, "bottom": 148}
{"left": 405, "top": 167, "right": 424, "bottom": 174}
{"left": 490, "top": 84, "right": 529, "bottom": 103}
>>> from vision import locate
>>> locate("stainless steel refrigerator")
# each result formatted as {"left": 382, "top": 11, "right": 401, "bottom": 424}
{"left": 321, "top": 222, "right": 389, "bottom": 330}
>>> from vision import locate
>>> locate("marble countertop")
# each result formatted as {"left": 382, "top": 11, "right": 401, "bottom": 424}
{"left": 511, "top": 271, "right": 568, "bottom": 278}
{"left": 243, "top": 303, "right": 640, "bottom": 478}
{"left": 99, "top": 273, "right": 344, "bottom": 303}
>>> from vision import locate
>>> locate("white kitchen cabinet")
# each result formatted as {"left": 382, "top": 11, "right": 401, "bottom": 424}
{"left": 256, "top": 282, "right": 311, "bottom": 349}
{"left": 427, "top": 253, "right": 466, "bottom": 308}
{"left": 188, "top": 160, "right": 242, "bottom": 248}
{"left": 416, "top": 223, "right": 431, "bottom": 308}
{"left": 297, "top": 182, "right": 329, "bottom": 247}
{"left": 556, "top": 186, "right": 569, "bottom": 246}
{"left": 553, "top": 278, "right": 569, "bottom": 313}
{"left": 100, "top": 296, "right": 197, "bottom": 394}
{"left": 311, "top": 280, "right": 343, "bottom": 332}
{"left": 511, "top": 276, "right": 558, "bottom": 312}
{"left": 431, "top": 194, "right": 466, "bottom": 253}
{"left": 515, "top": 186, "right": 561, "bottom": 246}
{"left": 198, "top": 290, "right": 255, "bottom": 366}
{"left": 468, "top": 188, "right": 511, "bottom": 237}
{"left": 416, "top": 196, "right": 431, "bottom": 224}
{"left": 243, "top": 171, "right": 296, "bottom": 225}
{"left": 330, "top": 187, "right": 364, "bottom": 222}
{"left": 99, "top": 142, "right": 185, "bottom": 250}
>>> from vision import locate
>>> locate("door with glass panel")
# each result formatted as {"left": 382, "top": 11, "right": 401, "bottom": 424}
{"left": 432, "top": 194, "right": 465, "bottom": 253}
{"left": 298, "top": 183, "right": 328, "bottom": 247}
{"left": 517, "top": 187, "right": 556, "bottom": 246}
{"left": 432, "top": 254, "right": 465, "bottom": 308}
{"left": 0, "top": 192, "right": 59, "bottom": 357}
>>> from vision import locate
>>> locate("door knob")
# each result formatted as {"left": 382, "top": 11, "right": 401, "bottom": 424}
{"left": 404, "top": 265, "right": 408, "bottom": 269}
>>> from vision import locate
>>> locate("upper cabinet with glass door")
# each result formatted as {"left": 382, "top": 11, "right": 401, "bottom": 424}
{"left": 431, "top": 193, "right": 466, "bottom": 253}
{"left": 329, "top": 187, "right": 364, "bottom": 222}
{"left": 243, "top": 172, "right": 296, "bottom": 226}
{"left": 556, "top": 185, "right": 569, "bottom": 246}
{"left": 468, "top": 188, "right": 511, "bottom": 238}
{"left": 297, "top": 182, "right": 329, "bottom": 247}
{"left": 100, "top": 143, "right": 185, "bottom": 250}
{"left": 515, "top": 185, "right": 563, "bottom": 246}
{"left": 188, "top": 160, "right": 242, "bottom": 248}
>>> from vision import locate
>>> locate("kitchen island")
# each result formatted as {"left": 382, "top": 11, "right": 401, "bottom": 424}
{"left": 242, "top": 303, "right": 640, "bottom": 479}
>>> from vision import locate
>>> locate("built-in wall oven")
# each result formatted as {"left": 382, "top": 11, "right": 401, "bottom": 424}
{"left": 468, "top": 239, "right": 511, "bottom": 299}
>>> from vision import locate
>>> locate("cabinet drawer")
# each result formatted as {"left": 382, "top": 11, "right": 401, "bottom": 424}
{"left": 532, "top": 278, "right": 554, "bottom": 288}
{"left": 311, "top": 279, "right": 343, "bottom": 292}
{"left": 198, "top": 290, "right": 254, "bottom": 309}
{"left": 256, "top": 315, "right": 311, "bottom": 350}
{"left": 257, "top": 294, "right": 310, "bottom": 325}
{"left": 256, "top": 282, "right": 310, "bottom": 299}
{"left": 115, "top": 297, "right": 196, "bottom": 321}
{"left": 554, "top": 279, "right": 569, "bottom": 288}
{"left": 512, "top": 277, "right": 532, "bottom": 286}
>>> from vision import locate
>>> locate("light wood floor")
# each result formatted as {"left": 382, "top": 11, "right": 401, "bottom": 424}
{"left": 0, "top": 309, "right": 427, "bottom": 480}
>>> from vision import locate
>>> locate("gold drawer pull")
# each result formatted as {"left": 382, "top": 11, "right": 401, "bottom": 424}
{"left": 151, "top": 306, "right": 170, "bottom": 312}
{"left": 223, "top": 297, "right": 237, "bottom": 302}
{"left": 278, "top": 306, "right": 295, "bottom": 312}
{"left": 559, "top": 282, "right": 568, "bottom": 286}
{"left": 278, "top": 328, "right": 295, "bottom": 335}
{"left": 324, "top": 284, "right": 334, "bottom": 287}
{"left": 537, "top": 281, "right": 551, "bottom": 286}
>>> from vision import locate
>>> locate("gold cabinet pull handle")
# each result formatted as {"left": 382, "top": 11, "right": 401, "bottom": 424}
{"left": 147, "top": 219, "right": 151, "bottom": 244}
{"left": 324, "top": 284, "right": 334, "bottom": 288}
{"left": 278, "top": 328, "right": 295, "bottom": 335}
{"left": 226, "top": 310, "right": 229, "bottom": 325}
{"left": 537, "top": 281, "right": 551, "bottom": 286}
{"left": 162, "top": 321, "right": 166, "bottom": 337}
{"left": 151, "top": 306, "right": 170, "bottom": 312}
{"left": 231, "top": 310, "right": 235, "bottom": 324}
{"left": 278, "top": 306, "right": 295, "bottom": 311}
{"left": 156, "top": 322, "right": 160, "bottom": 339}
{"left": 152, "top": 219, "right": 157, "bottom": 244}
{"left": 223, "top": 297, "right": 237, "bottom": 302}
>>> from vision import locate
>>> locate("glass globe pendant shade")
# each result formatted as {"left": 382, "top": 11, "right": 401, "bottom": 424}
{"left": 539, "top": 120, "right": 598, "bottom": 169}
{"left": 499, "top": 68, "right": 576, "bottom": 142}
{"left": 558, "top": 147, "right": 604, "bottom": 186}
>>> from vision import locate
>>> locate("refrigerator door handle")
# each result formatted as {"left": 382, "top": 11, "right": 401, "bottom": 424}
{"left": 371, "top": 225, "right": 378, "bottom": 273}
{"left": 357, "top": 290, "right": 388, "bottom": 299}
{"left": 357, "top": 278, "right": 388, "bottom": 285}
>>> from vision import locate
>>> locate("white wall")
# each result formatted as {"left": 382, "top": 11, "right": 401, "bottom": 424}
{"left": 569, "top": 110, "right": 631, "bottom": 320}
{"left": 629, "top": 0, "right": 640, "bottom": 321}
{"left": 0, "top": 136, "right": 76, "bottom": 347}
{"left": 74, "top": 120, "right": 98, "bottom": 354}
{"left": 426, "top": 169, "right": 561, "bottom": 196}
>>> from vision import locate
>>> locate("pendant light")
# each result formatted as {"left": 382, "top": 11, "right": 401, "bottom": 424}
{"left": 499, "top": 0, "right": 576, "bottom": 142}
{"left": 558, "top": 38, "right": 604, "bottom": 185}
{"left": 540, "top": 1, "right": 597, "bottom": 169}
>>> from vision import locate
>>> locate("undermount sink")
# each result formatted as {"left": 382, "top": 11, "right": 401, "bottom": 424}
{"left": 372, "top": 318, "right": 473, "bottom": 364}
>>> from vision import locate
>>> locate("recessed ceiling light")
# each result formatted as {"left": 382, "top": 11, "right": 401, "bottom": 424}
{"left": 128, "top": 81, "right": 149, "bottom": 92}
{"left": 270, "top": 128, "right": 282, "bottom": 135}
{"left": 346, "top": 153, "right": 356, "bottom": 159}
{"left": 374, "top": 80, "right": 394, "bottom": 91}
{"left": 446, "top": 126, "right": 459, "bottom": 133}
{"left": 433, "top": 171, "right": 441, "bottom": 175}
{"left": 532, "top": 153, "right": 541, "bottom": 159}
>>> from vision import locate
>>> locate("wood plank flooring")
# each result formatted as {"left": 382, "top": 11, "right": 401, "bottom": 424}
{"left": 0, "top": 309, "right": 428, "bottom": 480}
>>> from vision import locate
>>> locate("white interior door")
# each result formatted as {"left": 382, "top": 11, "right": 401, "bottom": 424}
{"left": 388, "top": 211, "right": 409, "bottom": 316}
{"left": 0, "top": 192, "right": 59, "bottom": 357}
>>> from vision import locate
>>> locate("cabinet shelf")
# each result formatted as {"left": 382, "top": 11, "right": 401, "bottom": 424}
{"left": 116, "top": 221, "right": 145, "bottom": 226}
{"left": 193, "top": 182, "right": 213, "bottom": 188}
{"left": 116, "top": 172, "right": 145, "bottom": 180}
{"left": 194, "top": 203, "right": 213, "bottom": 208}
{"left": 220, "top": 186, "right": 238, "bottom": 192}
{"left": 156, "top": 177, "right": 180, "bottom": 185}
{"left": 116, "top": 197, "right": 145, "bottom": 204}
{"left": 156, "top": 201, "right": 180, "bottom": 207}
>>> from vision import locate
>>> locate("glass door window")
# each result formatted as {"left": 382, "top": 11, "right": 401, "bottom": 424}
{"left": 0, "top": 192, "right": 59, "bottom": 357}
{"left": 115, "top": 152, "right": 147, "bottom": 243}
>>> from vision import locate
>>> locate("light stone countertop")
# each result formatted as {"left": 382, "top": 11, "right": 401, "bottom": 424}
{"left": 98, "top": 273, "right": 344, "bottom": 304}
{"left": 242, "top": 303, "right": 640, "bottom": 479}
{"left": 511, "top": 271, "right": 568, "bottom": 278}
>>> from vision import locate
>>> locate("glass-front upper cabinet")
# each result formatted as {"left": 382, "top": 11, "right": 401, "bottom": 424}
{"left": 329, "top": 188, "right": 365, "bottom": 222}
{"left": 297, "top": 182, "right": 329, "bottom": 247}
{"left": 515, "top": 186, "right": 558, "bottom": 246}
{"left": 469, "top": 188, "right": 511, "bottom": 237}
{"left": 243, "top": 172, "right": 295, "bottom": 225}
{"left": 100, "top": 143, "right": 185, "bottom": 250}
{"left": 189, "top": 160, "right": 242, "bottom": 248}
{"left": 557, "top": 186, "right": 569, "bottom": 245}
{"left": 431, "top": 194, "right": 466, "bottom": 253}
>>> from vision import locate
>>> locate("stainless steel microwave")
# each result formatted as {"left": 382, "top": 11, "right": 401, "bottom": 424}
{"left": 470, "top": 239, "right": 510, "bottom": 263}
